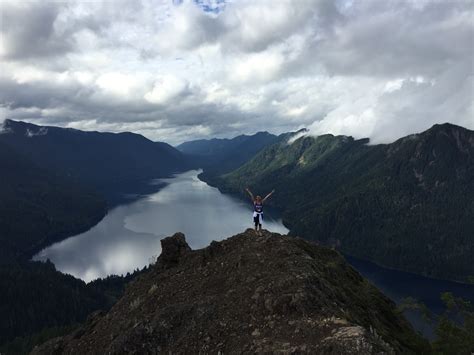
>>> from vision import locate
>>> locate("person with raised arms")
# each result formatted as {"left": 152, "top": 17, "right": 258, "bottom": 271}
{"left": 245, "top": 187, "right": 275, "bottom": 236}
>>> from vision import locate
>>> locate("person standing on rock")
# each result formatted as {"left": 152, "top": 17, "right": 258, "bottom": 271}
{"left": 245, "top": 187, "right": 275, "bottom": 236}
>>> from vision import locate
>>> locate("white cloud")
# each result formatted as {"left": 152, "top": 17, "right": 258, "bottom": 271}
{"left": 0, "top": 0, "right": 472, "bottom": 144}
{"left": 229, "top": 50, "right": 284, "bottom": 84}
{"left": 144, "top": 75, "right": 190, "bottom": 105}
{"left": 285, "top": 106, "right": 307, "bottom": 118}
{"left": 383, "top": 79, "right": 404, "bottom": 94}
{"left": 12, "top": 66, "right": 48, "bottom": 84}
{"left": 95, "top": 72, "right": 148, "bottom": 99}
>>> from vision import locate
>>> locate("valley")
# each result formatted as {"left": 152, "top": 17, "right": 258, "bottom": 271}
{"left": 1, "top": 120, "right": 473, "bottom": 352}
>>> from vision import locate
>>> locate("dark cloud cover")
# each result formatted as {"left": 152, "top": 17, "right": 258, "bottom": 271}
{"left": 0, "top": 0, "right": 472, "bottom": 145}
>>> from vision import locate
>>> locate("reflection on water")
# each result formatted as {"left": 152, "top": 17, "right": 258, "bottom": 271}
{"left": 33, "top": 169, "right": 474, "bottom": 339}
{"left": 34, "top": 170, "right": 288, "bottom": 282}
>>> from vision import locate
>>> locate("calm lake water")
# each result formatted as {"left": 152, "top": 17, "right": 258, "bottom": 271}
{"left": 34, "top": 170, "right": 288, "bottom": 282}
{"left": 347, "top": 256, "right": 474, "bottom": 339}
{"left": 34, "top": 169, "right": 474, "bottom": 338}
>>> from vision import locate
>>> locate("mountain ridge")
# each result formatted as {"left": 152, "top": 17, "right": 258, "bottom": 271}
{"left": 32, "top": 230, "right": 429, "bottom": 354}
{"left": 207, "top": 123, "right": 474, "bottom": 282}
{"left": 177, "top": 130, "right": 280, "bottom": 178}
{"left": 0, "top": 119, "right": 191, "bottom": 205}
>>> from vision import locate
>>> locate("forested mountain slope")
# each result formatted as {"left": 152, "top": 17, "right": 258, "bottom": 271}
{"left": 0, "top": 138, "right": 141, "bottom": 352}
{"left": 0, "top": 260, "right": 139, "bottom": 349}
{"left": 0, "top": 119, "right": 191, "bottom": 204}
{"left": 0, "top": 120, "right": 186, "bottom": 352}
{"left": 0, "top": 140, "right": 106, "bottom": 262}
{"left": 210, "top": 123, "right": 474, "bottom": 282}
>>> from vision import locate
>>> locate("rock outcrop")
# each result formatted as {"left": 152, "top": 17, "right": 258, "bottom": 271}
{"left": 32, "top": 230, "right": 429, "bottom": 354}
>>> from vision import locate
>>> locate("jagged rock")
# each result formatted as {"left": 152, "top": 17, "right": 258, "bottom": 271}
{"left": 156, "top": 232, "right": 191, "bottom": 267}
{"left": 32, "top": 229, "right": 429, "bottom": 354}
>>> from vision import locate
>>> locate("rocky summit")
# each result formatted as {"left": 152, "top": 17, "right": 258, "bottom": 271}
{"left": 32, "top": 230, "right": 429, "bottom": 354}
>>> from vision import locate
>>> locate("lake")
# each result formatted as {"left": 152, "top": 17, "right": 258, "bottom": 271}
{"left": 346, "top": 256, "right": 474, "bottom": 339}
{"left": 34, "top": 169, "right": 474, "bottom": 338}
{"left": 34, "top": 170, "right": 288, "bottom": 282}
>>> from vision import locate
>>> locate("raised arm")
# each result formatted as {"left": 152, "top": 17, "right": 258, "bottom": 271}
{"left": 245, "top": 187, "right": 255, "bottom": 202}
{"left": 262, "top": 189, "right": 275, "bottom": 203}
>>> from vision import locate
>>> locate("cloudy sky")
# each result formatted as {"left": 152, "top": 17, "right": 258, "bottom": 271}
{"left": 0, "top": 0, "right": 472, "bottom": 145}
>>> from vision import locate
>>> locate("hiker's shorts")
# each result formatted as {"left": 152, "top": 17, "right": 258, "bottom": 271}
{"left": 253, "top": 212, "right": 263, "bottom": 226}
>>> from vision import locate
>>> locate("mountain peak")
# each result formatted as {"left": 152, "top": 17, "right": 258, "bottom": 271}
{"left": 392, "top": 122, "right": 474, "bottom": 155}
{"left": 1, "top": 119, "right": 50, "bottom": 138}
{"left": 33, "top": 230, "right": 428, "bottom": 354}
{"left": 1, "top": 119, "right": 16, "bottom": 133}
{"left": 3, "top": 118, "right": 36, "bottom": 128}
{"left": 414, "top": 122, "right": 473, "bottom": 140}
{"left": 430, "top": 122, "right": 466, "bottom": 131}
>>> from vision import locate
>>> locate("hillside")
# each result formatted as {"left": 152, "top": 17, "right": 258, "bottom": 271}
{"left": 177, "top": 131, "right": 279, "bottom": 177}
{"left": 0, "top": 140, "right": 106, "bottom": 261}
{"left": 32, "top": 230, "right": 429, "bottom": 354}
{"left": 209, "top": 123, "right": 474, "bottom": 282}
{"left": 0, "top": 120, "right": 189, "bottom": 351}
{"left": 0, "top": 139, "right": 140, "bottom": 352}
{"left": 0, "top": 119, "right": 191, "bottom": 205}
{"left": 0, "top": 260, "right": 139, "bottom": 349}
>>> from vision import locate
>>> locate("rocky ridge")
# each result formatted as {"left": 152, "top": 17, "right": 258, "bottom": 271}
{"left": 32, "top": 230, "right": 429, "bottom": 354}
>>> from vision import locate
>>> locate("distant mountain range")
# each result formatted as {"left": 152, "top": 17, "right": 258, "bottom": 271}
{"left": 207, "top": 123, "right": 474, "bottom": 282}
{"left": 1, "top": 119, "right": 191, "bottom": 204}
{"left": 177, "top": 131, "right": 281, "bottom": 177}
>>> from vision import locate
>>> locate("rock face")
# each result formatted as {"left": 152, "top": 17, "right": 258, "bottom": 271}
{"left": 32, "top": 230, "right": 429, "bottom": 354}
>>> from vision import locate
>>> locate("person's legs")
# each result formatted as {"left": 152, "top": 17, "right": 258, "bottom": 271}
{"left": 253, "top": 215, "right": 259, "bottom": 234}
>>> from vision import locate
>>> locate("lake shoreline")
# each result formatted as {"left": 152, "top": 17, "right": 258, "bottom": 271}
{"left": 29, "top": 173, "right": 179, "bottom": 263}
{"left": 33, "top": 170, "right": 288, "bottom": 282}
{"left": 32, "top": 170, "right": 474, "bottom": 339}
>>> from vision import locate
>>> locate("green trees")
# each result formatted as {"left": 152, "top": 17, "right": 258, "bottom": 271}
{"left": 211, "top": 124, "right": 474, "bottom": 282}
{"left": 399, "top": 293, "right": 474, "bottom": 354}
{"left": 0, "top": 141, "right": 107, "bottom": 261}
{"left": 0, "top": 121, "right": 169, "bottom": 352}
{"left": 431, "top": 293, "right": 474, "bottom": 354}
{"left": 0, "top": 260, "right": 143, "bottom": 353}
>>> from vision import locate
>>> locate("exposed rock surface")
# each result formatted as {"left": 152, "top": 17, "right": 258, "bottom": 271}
{"left": 32, "top": 230, "right": 429, "bottom": 354}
